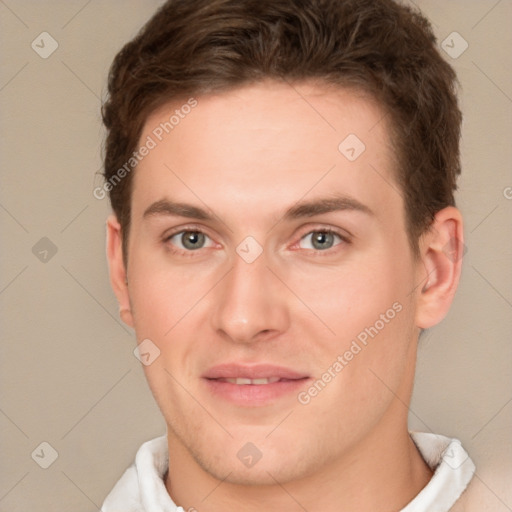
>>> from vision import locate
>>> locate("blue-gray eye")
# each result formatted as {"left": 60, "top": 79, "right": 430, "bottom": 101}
{"left": 169, "top": 231, "right": 210, "bottom": 250}
{"left": 299, "top": 230, "right": 342, "bottom": 251}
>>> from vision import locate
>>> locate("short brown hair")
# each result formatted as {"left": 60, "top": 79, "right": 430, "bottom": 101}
{"left": 102, "top": 0, "right": 462, "bottom": 259}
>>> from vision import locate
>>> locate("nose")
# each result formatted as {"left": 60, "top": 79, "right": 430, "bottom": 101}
{"left": 210, "top": 246, "right": 290, "bottom": 345}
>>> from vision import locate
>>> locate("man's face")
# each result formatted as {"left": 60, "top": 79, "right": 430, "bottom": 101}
{"left": 123, "top": 81, "right": 423, "bottom": 484}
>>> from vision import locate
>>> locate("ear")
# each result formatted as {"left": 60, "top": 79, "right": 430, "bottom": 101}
{"left": 415, "top": 206, "right": 465, "bottom": 329}
{"left": 106, "top": 215, "right": 134, "bottom": 328}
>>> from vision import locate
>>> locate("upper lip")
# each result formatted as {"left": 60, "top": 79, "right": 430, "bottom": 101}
{"left": 202, "top": 363, "right": 309, "bottom": 380}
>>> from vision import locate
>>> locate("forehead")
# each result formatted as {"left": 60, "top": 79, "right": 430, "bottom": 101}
{"left": 132, "top": 80, "right": 401, "bottom": 224}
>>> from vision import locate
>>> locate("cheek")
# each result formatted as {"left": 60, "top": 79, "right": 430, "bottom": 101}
{"left": 291, "top": 247, "right": 416, "bottom": 391}
{"left": 128, "top": 248, "right": 212, "bottom": 338}
{"left": 127, "top": 256, "right": 204, "bottom": 421}
{"left": 127, "top": 251, "right": 216, "bottom": 391}
{"left": 296, "top": 253, "right": 409, "bottom": 333}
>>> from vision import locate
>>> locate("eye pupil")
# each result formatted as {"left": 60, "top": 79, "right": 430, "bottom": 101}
{"left": 312, "top": 231, "right": 334, "bottom": 250}
{"left": 182, "top": 231, "right": 205, "bottom": 250}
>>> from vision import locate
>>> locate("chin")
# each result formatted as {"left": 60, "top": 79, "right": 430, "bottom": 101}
{"left": 203, "top": 460, "right": 299, "bottom": 487}
{"left": 192, "top": 441, "right": 318, "bottom": 487}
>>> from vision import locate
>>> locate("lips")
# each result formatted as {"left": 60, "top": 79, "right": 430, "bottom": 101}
{"left": 202, "top": 363, "right": 309, "bottom": 382}
{"left": 218, "top": 377, "right": 281, "bottom": 385}
{"left": 202, "top": 364, "right": 310, "bottom": 405}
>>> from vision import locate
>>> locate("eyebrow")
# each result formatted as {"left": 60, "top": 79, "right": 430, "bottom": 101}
{"left": 143, "top": 194, "right": 374, "bottom": 222}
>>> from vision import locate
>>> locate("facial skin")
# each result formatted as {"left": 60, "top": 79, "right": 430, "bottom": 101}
{"left": 107, "top": 80, "right": 464, "bottom": 511}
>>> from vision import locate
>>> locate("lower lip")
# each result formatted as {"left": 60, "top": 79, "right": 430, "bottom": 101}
{"left": 203, "top": 378, "right": 311, "bottom": 406}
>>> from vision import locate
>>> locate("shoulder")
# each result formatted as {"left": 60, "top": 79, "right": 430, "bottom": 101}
{"left": 101, "top": 464, "right": 142, "bottom": 512}
{"left": 101, "top": 435, "right": 170, "bottom": 512}
{"left": 449, "top": 472, "right": 510, "bottom": 512}
{"left": 404, "top": 432, "right": 474, "bottom": 512}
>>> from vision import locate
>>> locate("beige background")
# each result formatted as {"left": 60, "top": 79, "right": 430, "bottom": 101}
{"left": 1, "top": 1, "right": 511, "bottom": 510}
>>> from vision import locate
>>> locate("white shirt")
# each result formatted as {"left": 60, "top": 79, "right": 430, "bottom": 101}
{"left": 101, "top": 432, "right": 475, "bottom": 512}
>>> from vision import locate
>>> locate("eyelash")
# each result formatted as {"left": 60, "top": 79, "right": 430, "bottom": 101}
{"left": 163, "top": 225, "right": 350, "bottom": 257}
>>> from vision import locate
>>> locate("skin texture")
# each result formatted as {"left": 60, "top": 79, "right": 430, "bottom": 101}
{"left": 107, "top": 80, "right": 464, "bottom": 511}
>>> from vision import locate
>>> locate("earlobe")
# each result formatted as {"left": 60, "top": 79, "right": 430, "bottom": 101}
{"left": 106, "top": 215, "right": 134, "bottom": 328}
{"left": 415, "top": 207, "right": 464, "bottom": 330}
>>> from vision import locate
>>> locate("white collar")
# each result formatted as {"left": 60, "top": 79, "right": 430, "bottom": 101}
{"left": 102, "top": 431, "right": 475, "bottom": 512}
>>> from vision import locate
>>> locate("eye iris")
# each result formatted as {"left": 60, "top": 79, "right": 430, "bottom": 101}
{"left": 182, "top": 231, "right": 205, "bottom": 250}
{"left": 312, "top": 231, "right": 334, "bottom": 250}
